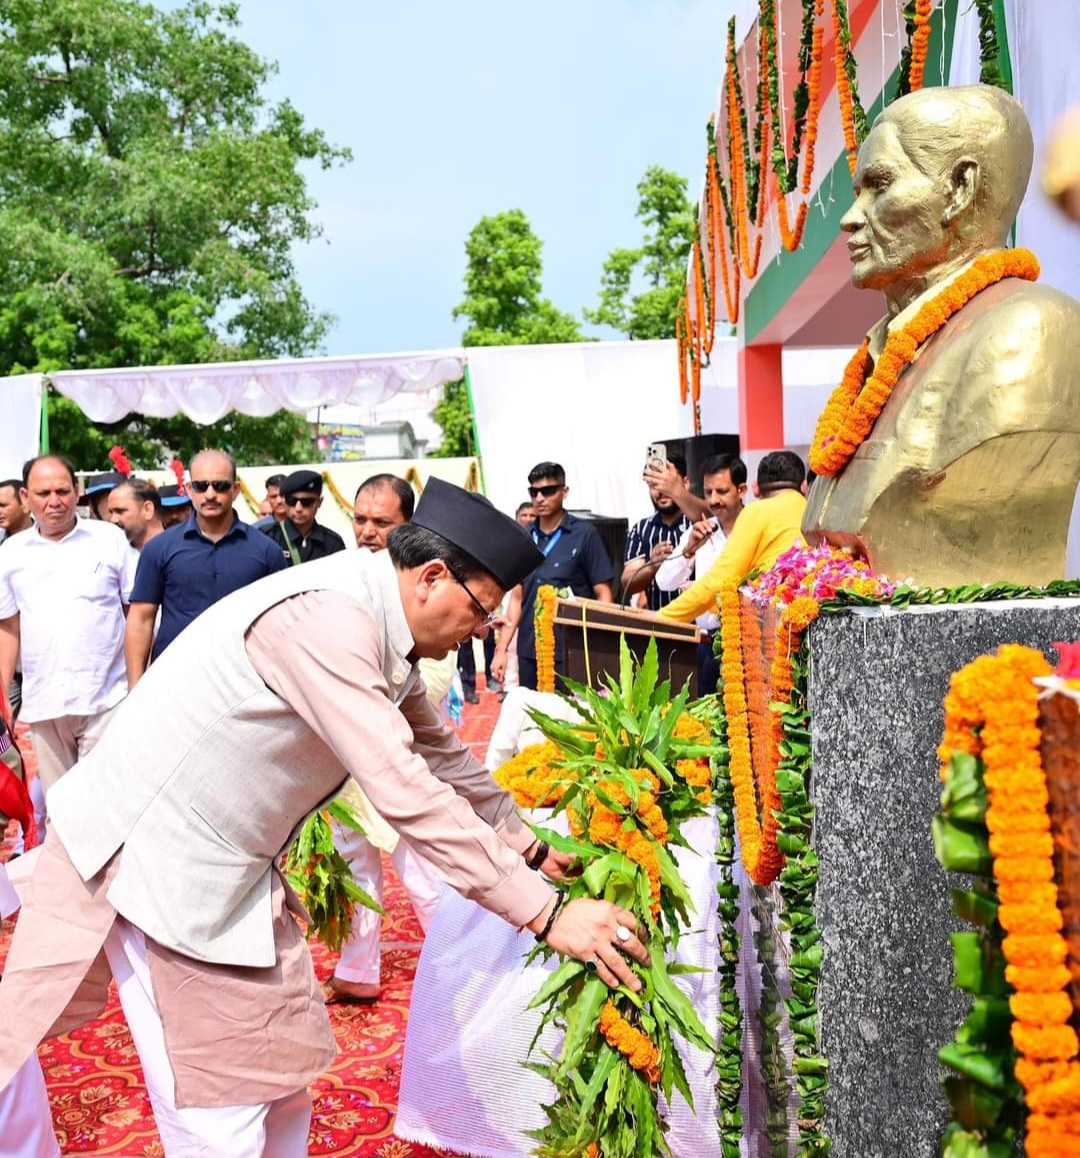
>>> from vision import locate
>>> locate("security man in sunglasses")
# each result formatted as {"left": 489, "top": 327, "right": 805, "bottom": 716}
{"left": 125, "top": 450, "right": 288, "bottom": 687}
{"left": 263, "top": 470, "right": 346, "bottom": 566}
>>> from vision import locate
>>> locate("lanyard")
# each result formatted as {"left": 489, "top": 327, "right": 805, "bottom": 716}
{"left": 532, "top": 526, "right": 564, "bottom": 558}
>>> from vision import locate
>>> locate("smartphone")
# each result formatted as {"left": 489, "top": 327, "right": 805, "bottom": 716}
{"left": 646, "top": 442, "right": 668, "bottom": 470}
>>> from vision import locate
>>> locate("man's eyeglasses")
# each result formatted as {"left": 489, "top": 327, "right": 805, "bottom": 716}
{"left": 189, "top": 479, "right": 234, "bottom": 494}
{"left": 285, "top": 495, "right": 319, "bottom": 508}
{"left": 527, "top": 484, "right": 562, "bottom": 498}
{"left": 447, "top": 566, "right": 498, "bottom": 628}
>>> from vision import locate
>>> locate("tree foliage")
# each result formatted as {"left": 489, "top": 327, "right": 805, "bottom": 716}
{"left": 584, "top": 166, "right": 696, "bottom": 340}
{"left": 428, "top": 378, "right": 474, "bottom": 459}
{"left": 0, "top": 0, "right": 349, "bottom": 467}
{"left": 451, "top": 210, "right": 585, "bottom": 348}
{"left": 432, "top": 209, "right": 585, "bottom": 455}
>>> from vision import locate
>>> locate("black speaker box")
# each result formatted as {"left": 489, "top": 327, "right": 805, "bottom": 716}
{"left": 654, "top": 433, "right": 741, "bottom": 496}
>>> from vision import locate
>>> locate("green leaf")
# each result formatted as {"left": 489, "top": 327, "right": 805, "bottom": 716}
{"left": 528, "top": 958, "right": 587, "bottom": 1010}
{"left": 555, "top": 976, "right": 608, "bottom": 1080}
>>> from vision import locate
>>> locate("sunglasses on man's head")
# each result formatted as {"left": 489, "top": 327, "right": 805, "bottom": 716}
{"left": 527, "top": 484, "right": 562, "bottom": 498}
{"left": 285, "top": 495, "right": 319, "bottom": 508}
{"left": 189, "top": 479, "right": 234, "bottom": 494}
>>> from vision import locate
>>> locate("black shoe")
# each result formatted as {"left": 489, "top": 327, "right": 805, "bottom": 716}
{"left": 464, "top": 689, "right": 479, "bottom": 704}
{"left": 486, "top": 679, "right": 503, "bottom": 694}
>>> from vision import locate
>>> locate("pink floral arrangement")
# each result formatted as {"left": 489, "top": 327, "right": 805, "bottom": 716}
{"left": 746, "top": 543, "right": 896, "bottom": 609}
{"left": 1053, "top": 641, "right": 1080, "bottom": 680}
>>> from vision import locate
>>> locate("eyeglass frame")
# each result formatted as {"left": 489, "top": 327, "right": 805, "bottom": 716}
{"left": 284, "top": 494, "right": 320, "bottom": 508}
{"left": 189, "top": 479, "right": 236, "bottom": 494}
{"left": 445, "top": 564, "right": 499, "bottom": 628}
{"left": 527, "top": 483, "right": 564, "bottom": 498}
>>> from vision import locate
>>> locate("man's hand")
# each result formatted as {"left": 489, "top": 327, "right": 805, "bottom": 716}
{"left": 649, "top": 541, "right": 674, "bottom": 564}
{"left": 539, "top": 897, "right": 650, "bottom": 991}
{"left": 539, "top": 848, "right": 579, "bottom": 881}
{"left": 684, "top": 516, "right": 718, "bottom": 560}
{"left": 490, "top": 650, "right": 508, "bottom": 684}
{"left": 642, "top": 463, "right": 710, "bottom": 522}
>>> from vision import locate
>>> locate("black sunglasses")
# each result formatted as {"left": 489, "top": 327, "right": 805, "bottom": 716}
{"left": 527, "top": 484, "right": 562, "bottom": 498}
{"left": 189, "top": 479, "right": 234, "bottom": 494}
{"left": 285, "top": 495, "right": 319, "bottom": 508}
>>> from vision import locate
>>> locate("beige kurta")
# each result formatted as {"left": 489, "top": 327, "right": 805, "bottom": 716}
{"left": 0, "top": 587, "right": 552, "bottom": 1107}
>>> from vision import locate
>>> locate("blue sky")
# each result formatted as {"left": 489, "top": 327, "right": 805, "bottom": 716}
{"left": 230, "top": 0, "right": 744, "bottom": 355}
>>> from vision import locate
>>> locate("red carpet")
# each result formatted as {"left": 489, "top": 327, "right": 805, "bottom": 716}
{"left": 1, "top": 681, "right": 504, "bottom": 1157}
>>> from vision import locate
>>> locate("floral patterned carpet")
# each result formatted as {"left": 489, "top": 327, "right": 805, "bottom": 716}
{"left": 1, "top": 680, "right": 504, "bottom": 1157}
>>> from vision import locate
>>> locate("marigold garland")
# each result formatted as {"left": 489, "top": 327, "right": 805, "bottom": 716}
{"left": 809, "top": 249, "right": 1040, "bottom": 477}
{"left": 599, "top": 1000, "right": 663, "bottom": 1084}
{"left": 907, "top": 0, "right": 933, "bottom": 92}
{"left": 493, "top": 741, "right": 574, "bottom": 809}
{"left": 939, "top": 644, "right": 1080, "bottom": 1158}
{"left": 534, "top": 584, "right": 558, "bottom": 693}
{"left": 718, "top": 578, "right": 785, "bottom": 884}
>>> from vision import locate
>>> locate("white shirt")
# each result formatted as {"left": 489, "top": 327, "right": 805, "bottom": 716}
{"left": 0, "top": 518, "right": 137, "bottom": 722}
{"left": 654, "top": 521, "right": 728, "bottom": 631}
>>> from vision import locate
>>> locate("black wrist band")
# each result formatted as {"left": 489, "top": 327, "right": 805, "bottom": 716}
{"left": 534, "top": 891, "right": 566, "bottom": 943}
{"left": 526, "top": 840, "right": 550, "bottom": 872}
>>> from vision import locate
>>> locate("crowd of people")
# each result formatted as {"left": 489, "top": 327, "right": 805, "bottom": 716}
{"left": 0, "top": 441, "right": 810, "bottom": 1157}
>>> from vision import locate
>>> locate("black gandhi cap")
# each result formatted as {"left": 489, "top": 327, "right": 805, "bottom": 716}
{"left": 281, "top": 469, "right": 323, "bottom": 497}
{"left": 412, "top": 478, "right": 543, "bottom": 590}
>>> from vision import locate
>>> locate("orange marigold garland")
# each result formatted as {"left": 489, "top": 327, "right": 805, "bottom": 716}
{"left": 907, "top": 0, "right": 934, "bottom": 91}
{"left": 719, "top": 578, "right": 785, "bottom": 885}
{"left": 493, "top": 741, "right": 575, "bottom": 809}
{"left": 599, "top": 1000, "right": 662, "bottom": 1085}
{"left": 809, "top": 249, "right": 1040, "bottom": 477}
{"left": 938, "top": 644, "right": 1080, "bottom": 1158}
{"left": 534, "top": 584, "right": 558, "bottom": 693}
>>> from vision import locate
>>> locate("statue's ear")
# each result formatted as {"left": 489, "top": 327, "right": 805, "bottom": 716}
{"left": 944, "top": 158, "right": 979, "bottom": 224}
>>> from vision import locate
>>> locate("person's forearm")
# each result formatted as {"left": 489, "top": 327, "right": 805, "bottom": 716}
{"left": 670, "top": 487, "right": 711, "bottom": 523}
{"left": 124, "top": 611, "right": 156, "bottom": 688}
{"left": 621, "top": 560, "right": 657, "bottom": 598}
{"left": 0, "top": 616, "right": 19, "bottom": 702}
{"left": 593, "top": 583, "right": 614, "bottom": 604}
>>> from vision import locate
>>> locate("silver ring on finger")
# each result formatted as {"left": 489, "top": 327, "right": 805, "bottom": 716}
{"left": 585, "top": 957, "right": 599, "bottom": 973}
{"left": 615, "top": 925, "right": 631, "bottom": 944}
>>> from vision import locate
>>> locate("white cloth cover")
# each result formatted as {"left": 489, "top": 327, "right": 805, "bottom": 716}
{"left": 394, "top": 813, "right": 721, "bottom": 1158}
{"left": 0, "top": 373, "right": 43, "bottom": 477}
{"left": 483, "top": 687, "right": 584, "bottom": 770}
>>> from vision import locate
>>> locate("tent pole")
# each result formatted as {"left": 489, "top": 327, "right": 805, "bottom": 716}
{"left": 463, "top": 362, "right": 486, "bottom": 494}
{"left": 39, "top": 380, "right": 50, "bottom": 453}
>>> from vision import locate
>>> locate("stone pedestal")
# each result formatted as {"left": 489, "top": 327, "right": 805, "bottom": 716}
{"left": 764, "top": 600, "right": 1080, "bottom": 1157}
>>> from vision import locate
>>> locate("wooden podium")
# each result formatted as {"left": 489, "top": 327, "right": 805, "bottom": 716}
{"left": 553, "top": 597, "right": 703, "bottom": 695}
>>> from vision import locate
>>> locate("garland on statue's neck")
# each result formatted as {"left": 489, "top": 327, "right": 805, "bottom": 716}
{"left": 809, "top": 248, "right": 1041, "bottom": 477}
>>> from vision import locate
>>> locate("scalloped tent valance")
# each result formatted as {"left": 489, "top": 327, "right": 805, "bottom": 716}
{"left": 48, "top": 349, "right": 466, "bottom": 426}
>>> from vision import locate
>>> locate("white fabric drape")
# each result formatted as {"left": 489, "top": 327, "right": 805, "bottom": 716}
{"left": 48, "top": 351, "right": 466, "bottom": 426}
{"left": 0, "top": 375, "right": 43, "bottom": 476}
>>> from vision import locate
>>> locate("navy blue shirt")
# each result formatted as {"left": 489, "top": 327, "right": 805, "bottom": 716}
{"left": 131, "top": 517, "right": 288, "bottom": 657}
{"left": 518, "top": 513, "right": 615, "bottom": 662}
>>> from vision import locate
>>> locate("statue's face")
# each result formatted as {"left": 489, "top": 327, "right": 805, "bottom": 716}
{"left": 841, "top": 121, "right": 952, "bottom": 294}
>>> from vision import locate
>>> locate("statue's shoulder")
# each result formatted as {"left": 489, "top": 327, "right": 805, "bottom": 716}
{"left": 959, "top": 277, "right": 1080, "bottom": 341}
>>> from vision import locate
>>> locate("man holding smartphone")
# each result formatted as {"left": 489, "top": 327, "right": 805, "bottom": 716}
{"left": 492, "top": 461, "right": 614, "bottom": 691}
{"left": 619, "top": 447, "right": 694, "bottom": 610}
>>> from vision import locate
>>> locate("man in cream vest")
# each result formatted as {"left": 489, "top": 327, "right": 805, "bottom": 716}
{"left": 0, "top": 480, "right": 650, "bottom": 1158}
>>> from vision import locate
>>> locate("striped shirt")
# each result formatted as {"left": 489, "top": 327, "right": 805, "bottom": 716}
{"left": 623, "top": 511, "right": 691, "bottom": 611}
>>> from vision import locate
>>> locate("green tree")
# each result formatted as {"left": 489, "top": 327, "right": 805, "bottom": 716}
{"left": 451, "top": 210, "right": 584, "bottom": 348}
{"left": 432, "top": 210, "right": 583, "bottom": 455}
{"left": 584, "top": 166, "right": 696, "bottom": 340}
{"left": 0, "top": 0, "right": 349, "bottom": 466}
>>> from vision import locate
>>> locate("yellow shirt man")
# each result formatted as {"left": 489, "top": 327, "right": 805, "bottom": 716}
{"left": 658, "top": 485, "right": 806, "bottom": 624}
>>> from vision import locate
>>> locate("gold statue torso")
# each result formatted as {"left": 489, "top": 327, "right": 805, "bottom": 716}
{"left": 803, "top": 276, "right": 1080, "bottom": 586}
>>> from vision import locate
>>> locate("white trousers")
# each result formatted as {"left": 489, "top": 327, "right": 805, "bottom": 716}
{"left": 0, "top": 1053, "right": 59, "bottom": 1158}
{"left": 332, "top": 826, "right": 444, "bottom": 985}
{"left": 103, "top": 921, "right": 312, "bottom": 1158}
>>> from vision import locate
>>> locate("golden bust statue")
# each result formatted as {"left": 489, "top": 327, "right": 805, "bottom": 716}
{"left": 803, "top": 85, "right": 1080, "bottom": 586}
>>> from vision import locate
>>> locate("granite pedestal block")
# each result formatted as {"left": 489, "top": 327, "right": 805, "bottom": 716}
{"left": 745, "top": 599, "right": 1080, "bottom": 1158}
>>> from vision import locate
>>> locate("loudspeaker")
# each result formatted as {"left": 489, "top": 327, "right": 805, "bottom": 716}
{"left": 655, "top": 434, "right": 741, "bottom": 496}
{"left": 566, "top": 511, "right": 628, "bottom": 579}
